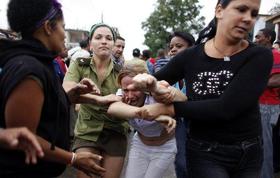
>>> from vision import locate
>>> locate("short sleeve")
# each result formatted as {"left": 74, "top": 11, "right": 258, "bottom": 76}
{"left": 64, "top": 61, "right": 81, "bottom": 83}
{"left": 271, "top": 49, "right": 280, "bottom": 74}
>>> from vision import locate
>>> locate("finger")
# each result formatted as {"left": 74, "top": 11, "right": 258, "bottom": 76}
{"left": 167, "top": 119, "right": 173, "bottom": 127}
{"left": 23, "top": 141, "right": 38, "bottom": 164}
{"left": 168, "top": 119, "right": 176, "bottom": 127}
{"left": 155, "top": 86, "right": 170, "bottom": 95}
{"left": 169, "top": 120, "right": 176, "bottom": 132}
{"left": 24, "top": 150, "right": 31, "bottom": 164}
{"left": 19, "top": 139, "right": 34, "bottom": 164}
{"left": 93, "top": 87, "right": 101, "bottom": 95}
{"left": 91, "top": 163, "right": 106, "bottom": 172}
{"left": 80, "top": 78, "right": 94, "bottom": 87}
{"left": 84, "top": 170, "right": 95, "bottom": 177}
{"left": 20, "top": 131, "right": 44, "bottom": 157}
{"left": 167, "top": 120, "right": 173, "bottom": 128}
{"left": 158, "top": 80, "right": 170, "bottom": 87}
{"left": 27, "top": 144, "right": 38, "bottom": 164}
{"left": 30, "top": 151, "right": 38, "bottom": 164}
{"left": 91, "top": 154, "right": 103, "bottom": 162}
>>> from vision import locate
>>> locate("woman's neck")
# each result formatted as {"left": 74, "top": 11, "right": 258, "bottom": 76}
{"left": 92, "top": 54, "right": 111, "bottom": 69}
{"left": 205, "top": 33, "right": 248, "bottom": 59}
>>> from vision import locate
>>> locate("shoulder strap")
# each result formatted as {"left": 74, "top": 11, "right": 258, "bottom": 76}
{"left": 76, "top": 57, "right": 91, "bottom": 66}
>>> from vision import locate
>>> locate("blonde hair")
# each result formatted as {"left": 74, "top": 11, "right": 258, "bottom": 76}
{"left": 117, "top": 59, "right": 148, "bottom": 86}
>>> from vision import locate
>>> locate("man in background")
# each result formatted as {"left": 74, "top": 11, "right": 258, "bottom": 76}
{"left": 255, "top": 28, "right": 280, "bottom": 178}
{"left": 70, "top": 38, "right": 90, "bottom": 63}
{"left": 112, "top": 36, "right": 125, "bottom": 67}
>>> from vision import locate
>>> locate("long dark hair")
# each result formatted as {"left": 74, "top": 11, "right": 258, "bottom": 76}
{"left": 195, "top": 0, "right": 232, "bottom": 44}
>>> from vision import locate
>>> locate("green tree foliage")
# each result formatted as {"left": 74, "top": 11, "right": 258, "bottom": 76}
{"left": 142, "top": 0, "right": 205, "bottom": 55}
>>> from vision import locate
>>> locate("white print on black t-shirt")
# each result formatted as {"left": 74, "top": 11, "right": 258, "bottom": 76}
{"left": 192, "top": 70, "right": 234, "bottom": 96}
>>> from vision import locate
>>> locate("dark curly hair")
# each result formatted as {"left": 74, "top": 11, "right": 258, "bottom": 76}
{"left": 169, "top": 31, "right": 195, "bottom": 47}
{"left": 7, "top": 0, "right": 63, "bottom": 38}
{"left": 260, "top": 28, "right": 276, "bottom": 45}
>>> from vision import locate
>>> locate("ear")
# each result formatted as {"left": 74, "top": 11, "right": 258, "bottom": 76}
{"left": 42, "top": 20, "right": 53, "bottom": 36}
{"left": 89, "top": 39, "right": 94, "bottom": 52}
{"left": 215, "top": 4, "right": 223, "bottom": 19}
{"left": 267, "top": 36, "right": 272, "bottom": 44}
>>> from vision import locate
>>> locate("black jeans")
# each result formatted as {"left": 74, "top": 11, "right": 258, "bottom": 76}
{"left": 187, "top": 137, "right": 263, "bottom": 178}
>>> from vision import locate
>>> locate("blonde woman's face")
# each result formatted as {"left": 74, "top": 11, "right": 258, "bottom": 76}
{"left": 90, "top": 26, "right": 114, "bottom": 58}
{"left": 121, "top": 76, "right": 145, "bottom": 107}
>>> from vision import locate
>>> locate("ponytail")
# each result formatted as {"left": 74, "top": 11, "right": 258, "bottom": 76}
{"left": 195, "top": 0, "right": 231, "bottom": 45}
{"left": 195, "top": 19, "right": 216, "bottom": 45}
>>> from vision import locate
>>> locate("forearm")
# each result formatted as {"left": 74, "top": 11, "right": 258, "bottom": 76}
{"left": 63, "top": 81, "right": 101, "bottom": 104}
{"left": 37, "top": 136, "right": 72, "bottom": 165}
{"left": 154, "top": 51, "right": 186, "bottom": 85}
{"left": 155, "top": 103, "right": 175, "bottom": 117}
{"left": 107, "top": 102, "right": 140, "bottom": 119}
{"left": 63, "top": 81, "right": 77, "bottom": 93}
{"left": 172, "top": 87, "right": 187, "bottom": 102}
{"left": 63, "top": 81, "right": 79, "bottom": 103}
{"left": 73, "top": 94, "right": 102, "bottom": 104}
{"left": 267, "top": 75, "right": 280, "bottom": 88}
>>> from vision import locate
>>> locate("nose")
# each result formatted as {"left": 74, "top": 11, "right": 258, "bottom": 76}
{"left": 101, "top": 37, "right": 107, "bottom": 44}
{"left": 127, "top": 91, "right": 134, "bottom": 99}
{"left": 170, "top": 48, "right": 177, "bottom": 55}
{"left": 254, "top": 38, "right": 259, "bottom": 43}
{"left": 243, "top": 11, "right": 254, "bottom": 23}
{"left": 118, "top": 47, "right": 123, "bottom": 52}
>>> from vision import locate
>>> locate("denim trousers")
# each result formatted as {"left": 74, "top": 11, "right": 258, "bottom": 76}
{"left": 175, "top": 118, "right": 188, "bottom": 178}
{"left": 260, "top": 104, "right": 280, "bottom": 178}
{"left": 187, "top": 137, "right": 263, "bottom": 178}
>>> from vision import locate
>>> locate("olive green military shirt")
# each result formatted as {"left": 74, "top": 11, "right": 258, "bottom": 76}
{"left": 64, "top": 57, "right": 129, "bottom": 142}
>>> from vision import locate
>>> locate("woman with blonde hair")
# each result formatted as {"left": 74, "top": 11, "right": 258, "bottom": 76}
{"left": 108, "top": 60, "right": 186, "bottom": 178}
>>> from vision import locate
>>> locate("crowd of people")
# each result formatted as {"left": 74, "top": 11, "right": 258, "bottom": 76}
{"left": 0, "top": 0, "right": 280, "bottom": 178}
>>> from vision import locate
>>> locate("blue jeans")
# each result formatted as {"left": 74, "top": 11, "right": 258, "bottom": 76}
{"left": 187, "top": 137, "right": 263, "bottom": 178}
{"left": 260, "top": 104, "right": 280, "bottom": 178}
{"left": 273, "top": 117, "right": 280, "bottom": 172}
{"left": 175, "top": 118, "right": 188, "bottom": 178}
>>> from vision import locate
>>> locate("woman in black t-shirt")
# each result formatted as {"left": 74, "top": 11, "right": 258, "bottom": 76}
{"left": 127, "top": 0, "right": 273, "bottom": 177}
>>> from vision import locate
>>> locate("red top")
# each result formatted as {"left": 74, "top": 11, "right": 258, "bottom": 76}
{"left": 55, "top": 56, "right": 67, "bottom": 75}
{"left": 149, "top": 58, "right": 156, "bottom": 64}
{"left": 259, "top": 49, "right": 280, "bottom": 104}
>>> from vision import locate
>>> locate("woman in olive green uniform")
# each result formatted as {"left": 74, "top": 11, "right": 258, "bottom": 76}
{"left": 63, "top": 23, "right": 129, "bottom": 178}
